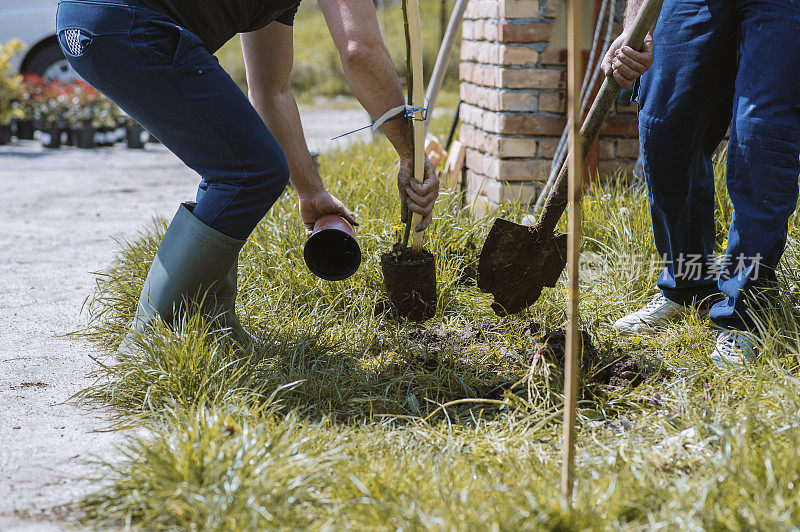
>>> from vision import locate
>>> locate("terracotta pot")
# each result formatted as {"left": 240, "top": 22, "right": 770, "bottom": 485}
{"left": 303, "top": 214, "right": 361, "bottom": 281}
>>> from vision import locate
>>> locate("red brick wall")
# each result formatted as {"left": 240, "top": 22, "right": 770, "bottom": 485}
{"left": 459, "top": 0, "right": 639, "bottom": 214}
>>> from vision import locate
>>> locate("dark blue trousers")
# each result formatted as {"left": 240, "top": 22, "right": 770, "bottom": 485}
{"left": 637, "top": 0, "right": 800, "bottom": 329}
{"left": 56, "top": 0, "right": 290, "bottom": 241}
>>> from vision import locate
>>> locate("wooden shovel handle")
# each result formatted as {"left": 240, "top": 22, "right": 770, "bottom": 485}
{"left": 535, "top": 0, "right": 663, "bottom": 237}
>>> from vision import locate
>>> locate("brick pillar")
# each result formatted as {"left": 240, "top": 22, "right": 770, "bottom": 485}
{"left": 459, "top": 0, "right": 640, "bottom": 215}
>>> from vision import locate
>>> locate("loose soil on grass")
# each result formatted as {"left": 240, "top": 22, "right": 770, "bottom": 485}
{"left": 402, "top": 319, "right": 540, "bottom": 351}
{"left": 390, "top": 324, "right": 652, "bottom": 401}
{"left": 530, "top": 329, "right": 650, "bottom": 388}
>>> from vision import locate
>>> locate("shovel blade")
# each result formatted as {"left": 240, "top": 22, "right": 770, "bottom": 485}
{"left": 477, "top": 218, "right": 568, "bottom": 316}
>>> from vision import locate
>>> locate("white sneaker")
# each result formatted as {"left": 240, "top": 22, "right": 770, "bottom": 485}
{"left": 710, "top": 330, "right": 758, "bottom": 367}
{"left": 613, "top": 294, "right": 693, "bottom": 335}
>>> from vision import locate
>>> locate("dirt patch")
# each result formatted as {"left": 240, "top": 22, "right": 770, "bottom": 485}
{"left": 391, "top": 326, "right": 645, "bottom": 391}
{"left": 601, "top": 355, "right": 646, "bottom": 388}
{"left": 402, "top": 320, "right": 540, "bottom": 352}
{"left": 529, "top": 330, "right": 647, "bottom": 388}
{"left": 10, "top": 382, "right": 48, "bottom": 390}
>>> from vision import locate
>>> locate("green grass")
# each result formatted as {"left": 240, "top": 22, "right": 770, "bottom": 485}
{"left": 75, "top": 139, "right": 800, "bottom": 530}
{"left": 216, "top": 1, "right": 461, "bottom": 103}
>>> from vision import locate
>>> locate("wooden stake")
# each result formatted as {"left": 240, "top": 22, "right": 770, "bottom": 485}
{"left": 402, "top": 0, "right": 426, "bottom": 254}
{"left": 561, "top": 0, "right": 583, "bottom": 502}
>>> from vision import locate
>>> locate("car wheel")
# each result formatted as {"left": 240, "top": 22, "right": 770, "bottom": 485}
{"left": 25, "top": 40, "right": 81, "bottom": 83}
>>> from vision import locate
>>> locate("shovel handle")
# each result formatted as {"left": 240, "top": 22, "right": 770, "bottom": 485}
{"left": 535, "top": 0, "right": 663, "bottom": 236}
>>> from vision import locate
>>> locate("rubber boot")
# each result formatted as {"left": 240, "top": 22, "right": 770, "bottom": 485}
{"left": 215, "top": 260, "right": 254, "bottom": 346}
{"left": 120, "top": 202, "right": 254, "bottom": 354}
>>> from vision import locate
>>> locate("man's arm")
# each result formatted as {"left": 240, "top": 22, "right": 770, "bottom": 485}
{"left": 319, "top": 0, "right": 438, "bottom": 230}
{"left": 241, "top": 23, "right": 356, "bottom": 234}
{"left": 624, "top": 0, "right": 646, "bottom": 27}
{"left": 600, "top": 0, "right": 654, "bottom": 89}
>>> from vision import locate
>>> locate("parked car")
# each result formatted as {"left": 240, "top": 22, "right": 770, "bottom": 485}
{"left": 1, "top": 0, "right": 79, "bottom": 82}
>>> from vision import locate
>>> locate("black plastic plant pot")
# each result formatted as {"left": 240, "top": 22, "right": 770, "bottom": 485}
{"left": 380, "top": 247, "right": 437, "bottom": 322}
{"left": 14, "top": 119, "right": 34, "bottom": 140}
{"left": 303, "top": 214, "right": 362, "bottom": 281}
{"left": 96, "top": 127, "right": 114, "bottom": 147}
{"left": 75, "top": 125, "right": 95, "bottom": 149}
{"left": 126, "top": 123, "right": 146, "bottom": 149}
{"left": 41, "top": 127, "right": 61, "bottom": 149}
{"left": 0, "top": 123, "right": 11, "bottom": 145}
{"left": 114, "top": 121, "right": 127, "bottom": 143}
{"left": 63, "top": 127, "right": 75, "bottom": 147}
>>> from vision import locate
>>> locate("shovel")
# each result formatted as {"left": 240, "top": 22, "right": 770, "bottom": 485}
{"left": 477, "top": 0, "right": 663, "bottom": 316}
{"left": 380, "top": 0, "right": 437, "bottom": 322}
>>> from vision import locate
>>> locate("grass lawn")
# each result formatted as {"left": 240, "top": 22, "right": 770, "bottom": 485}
{"left": 216, "top": 0, "right": 461, "bottom": 104}
{"left": 75, "top": 136, "right": 800, "bottom": 530}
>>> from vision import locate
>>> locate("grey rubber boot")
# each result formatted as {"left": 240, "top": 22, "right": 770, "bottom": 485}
{"left": 120, "top": 202, "right": 254, "bottom": 353}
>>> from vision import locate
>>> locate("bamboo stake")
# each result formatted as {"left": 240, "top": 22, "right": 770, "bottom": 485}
{"left": 402, "top": 0, "right": 426, "bottom": 254}
{"left": 561, "top": 0, "right": 584, "bottom": 502}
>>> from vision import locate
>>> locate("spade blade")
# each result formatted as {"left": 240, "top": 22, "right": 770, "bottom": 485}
{"left": 477, "top": 218, "right": 568, "bottom": 316}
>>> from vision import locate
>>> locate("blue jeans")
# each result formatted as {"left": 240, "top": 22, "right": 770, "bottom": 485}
{"left": 56, "top": 0, "right": 290, "bottom": 241}
{"left": 637, "top": 0, "right": 800, "bottom": 329}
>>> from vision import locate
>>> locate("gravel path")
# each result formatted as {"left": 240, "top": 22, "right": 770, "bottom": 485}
{"left": 0, "top": 106, "right": 370, "bottom": 530}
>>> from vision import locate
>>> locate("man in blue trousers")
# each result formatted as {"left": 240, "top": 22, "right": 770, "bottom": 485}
{"left": 604, "top": 0, "right": 800, "bottom": 365}
{"left": 56, "top": 0, "right": 439, "bottom": 350}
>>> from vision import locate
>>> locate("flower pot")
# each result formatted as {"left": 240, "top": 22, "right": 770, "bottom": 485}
{"left": 126, "top": 123, "right": 146, "bottom": 149}
{"left": 74, "top": 125, "right": 96, "bottom": 149}
{"left": 62, "top": 126, "right": 75, "bottom": 147}
{"left": 114, "top": 121, "right": 127, "bottom": 143}
{"left": 303, "top": 214, "right": 362, "bottom": 281}
{"left": 40, "top": 126, "right": 62, "bottom": 149}
{"left": 13, "top": 119, "right": 34, "bottom": 140}
{"left": 93, "top": 126, "right": 113, "bottom": 147}
{"left": 0, "top": 123, "right": 11, "bottom": 145}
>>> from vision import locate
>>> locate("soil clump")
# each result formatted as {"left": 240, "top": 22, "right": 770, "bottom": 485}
{"left": 530, "top": 329, "right": 648, "bottom": 388}
{"left": 380, "top": 247, "right": 437, "bottom": 322}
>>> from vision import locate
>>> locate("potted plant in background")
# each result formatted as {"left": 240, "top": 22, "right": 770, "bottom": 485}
{"left": 34, "top": 81, "right": 69, "bottom": 149}
{"left": 93, "top": 96, "right": 122, "bottom": 146}
{"left": 15, "top": 74, "right": 48, "bottom": 140}
{"left": 0, "top": 39, "right": 25, "bottom": 145}
{"left": 64, "top": 81, "right": 100, "bottom": 149}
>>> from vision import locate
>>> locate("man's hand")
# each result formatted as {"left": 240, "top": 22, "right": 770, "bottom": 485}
{"left": 601, "top": 32, "right": 654, "bottom": 89}
{"left": 397, "top": 156, "right": 439, "bottom": 232}
{"left": 298, "top": 189, "right": 358, "bottom": 235}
